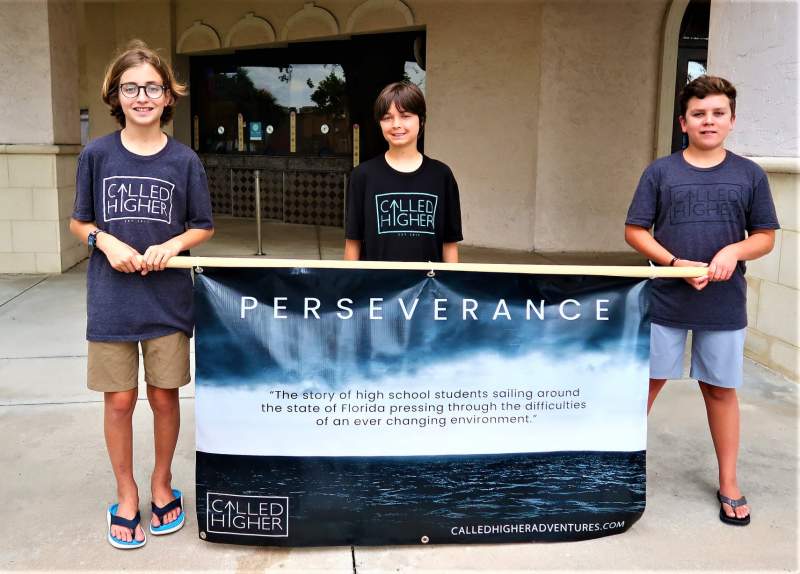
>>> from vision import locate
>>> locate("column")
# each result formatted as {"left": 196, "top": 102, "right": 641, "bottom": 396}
{"left": 0, "top": 0, "right": 83, "bottom": 273}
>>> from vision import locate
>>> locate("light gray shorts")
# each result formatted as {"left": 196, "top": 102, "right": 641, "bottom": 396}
{"left": 650, "top": 323, "right": 746, "bottom": 388}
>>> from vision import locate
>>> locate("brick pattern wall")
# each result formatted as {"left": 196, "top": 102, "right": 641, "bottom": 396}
{"left": 745, "top": 167, "right": 799, "bottom": 381}
{"left": 0, "top": 146, "right": 85, "bottom": 273}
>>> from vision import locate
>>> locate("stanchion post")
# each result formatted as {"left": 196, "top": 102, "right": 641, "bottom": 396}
{"left": 342, "top": 173, "right": 347, "bottom": 226}
{"left": 254, "top": 169, "right": 264, "bottom": 255}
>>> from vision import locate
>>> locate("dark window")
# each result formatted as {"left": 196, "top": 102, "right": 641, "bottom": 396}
{"left": 190, "top": 31, "right": 426, "bottom": 161}
{"left": 672, "top": 0, "right": 709, "bottom": 152}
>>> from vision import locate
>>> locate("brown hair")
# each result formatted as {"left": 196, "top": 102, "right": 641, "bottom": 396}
{"left": 679, "top": 75, "right": 737, "bottom": 117}
{"left": 373, "top": 81, "right": 426, "bottom": 128}
{"left": 101, "top": 39, "right": 187, "bottom": 127}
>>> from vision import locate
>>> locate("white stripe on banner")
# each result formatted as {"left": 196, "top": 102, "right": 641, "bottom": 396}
{"left": 194, "top": 267, "right": 650, "bottom": 457}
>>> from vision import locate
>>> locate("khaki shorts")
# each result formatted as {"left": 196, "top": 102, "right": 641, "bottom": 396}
{"left": 87, "top": 331, "right": 191, "bottom": 392}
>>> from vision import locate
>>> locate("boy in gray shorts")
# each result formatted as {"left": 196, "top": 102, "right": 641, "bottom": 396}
{"left": 625, "top": 76, "right": 779, "bottom": 526}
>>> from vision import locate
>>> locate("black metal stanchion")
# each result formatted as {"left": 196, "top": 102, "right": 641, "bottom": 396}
{"left": 254, "top": 169, "right": 264, "bottom": 255}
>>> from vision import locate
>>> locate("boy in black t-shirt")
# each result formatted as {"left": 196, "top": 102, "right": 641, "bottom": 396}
{"left": 625, "top": 76, "right": 778, "bottom": 527}
{"left": 344, "top": 82, "right": 463, "bottom": 262}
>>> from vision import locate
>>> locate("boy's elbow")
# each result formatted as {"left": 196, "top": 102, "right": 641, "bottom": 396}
{"left": 623, "top": 225, "right": 637, "bottom": 247}
{"left": 750, "top": 229, "right": 776, "bottom": 254}
{"left": 69, "top": 218, "right": 83, "bottom": 239}
{"left": 763, "top": 229, "right": 776, "bottom": 253}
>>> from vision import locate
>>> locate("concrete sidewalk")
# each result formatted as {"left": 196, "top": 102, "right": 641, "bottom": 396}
{"left": 0, "top": 221, "right": 797, "bottom": 573}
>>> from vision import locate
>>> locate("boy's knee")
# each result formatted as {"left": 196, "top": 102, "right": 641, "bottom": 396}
{"left": 147, "top": 386, "right": 179, "bottom": 415}
{"left": 105, "top": 390, "right": 137, "bottom": 417}
{"left": 699, "top": 381, "right": 735, "bottom": 401}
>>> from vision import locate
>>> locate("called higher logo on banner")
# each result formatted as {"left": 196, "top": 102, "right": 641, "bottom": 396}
{"left": 206, "top": 493, "right": 288, "bottom": 538}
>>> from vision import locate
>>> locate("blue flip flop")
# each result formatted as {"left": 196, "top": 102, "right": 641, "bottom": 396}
{"left": 106, "top": 504, "right": 146, "bottom": 549}
{"left": 150, "top": 488, "right": 185, "bottom": 535}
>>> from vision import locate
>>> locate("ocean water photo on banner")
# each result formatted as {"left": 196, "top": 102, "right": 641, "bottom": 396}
{"left": 194, "top": 267, "right": 650, "bottom": 546}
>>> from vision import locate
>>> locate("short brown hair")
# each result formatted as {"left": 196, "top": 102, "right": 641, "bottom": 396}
{"left": 679, "top": 75, "right": 737, "bottom": 117}
{"left": 373, "top": 82, "right": 426, "bottom": 127}
{"left": 101, "top": 39, "right": 187, "bottom": 127}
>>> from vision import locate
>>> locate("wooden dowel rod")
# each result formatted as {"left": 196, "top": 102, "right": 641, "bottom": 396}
{"left": 165, "top": 256, "right": 708, "bottom": 278}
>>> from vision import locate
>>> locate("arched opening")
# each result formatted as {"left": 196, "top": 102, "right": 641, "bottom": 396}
{"left": 670, "top": 0, "right": 709, "bottom": 152}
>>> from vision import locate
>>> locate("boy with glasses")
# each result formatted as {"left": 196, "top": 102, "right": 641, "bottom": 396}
{"left": 70, "top": 40, "right": 214, "bottom": 548}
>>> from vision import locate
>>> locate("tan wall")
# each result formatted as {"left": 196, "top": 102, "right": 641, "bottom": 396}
{"left": 744, "top": 167, "right": 799, "bottom": 381}
{"left": 534, "top": 0, "right": 667, "bottom": 252}
{"left": 0, "top": 0, "right": 83, "bottom": 273}
{"left": 83, "top": 2, "right": 118, "bottom": 140}
{"left": 708, "top": 1, "right": 799, "bottom": 158}
{"left": 0, "top": 1, "right": 55, "bottom": 145}
{"left": 0, "top": 146, "right": 85, "bottom": 273}
{"left": 415, "top": 1, "right": 541, "bottom": 250}
{"left": 707, "top": 1, "right": 799, "bottom": 381}
{"left": 171, "top": 0, "right": 542, "bottom": 250}
{"left": 78, "top": 0, "right": 667, "bottom": 253}
{"left": 83, "top": 0, "right": 174, "bottom": 141}
{"left": 0, "top": 0, "right": 80, "bottom": 145}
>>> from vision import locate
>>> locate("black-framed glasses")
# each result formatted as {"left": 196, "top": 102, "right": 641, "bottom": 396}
{"left": 118, "top": 83, "right": 167, "bottom": 99}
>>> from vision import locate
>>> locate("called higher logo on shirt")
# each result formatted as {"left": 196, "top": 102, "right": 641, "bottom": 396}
{"left": 103, "top": 176, "right": 175, "bottom": 224}
{"left": 375, "top": 192, "right": 438, "bottom": 235}
{"left": 669, "top": 183, "right": 742, "bottom": 225}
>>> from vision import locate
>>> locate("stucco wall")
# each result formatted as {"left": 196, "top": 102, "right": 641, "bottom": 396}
{"left": 534, "top": 0, "right": 667, "bottom": 252}
{"left": 81, "top": 0, "right": 666, "bottom": 254}
{"left": 172, "top": 0, "right": 542, "bottom": 251}
{"left": 0, "top": 0, "right": 82, "bottom": 273}
{"left": 83, "top": 0, "right": 174, "bottom": 141}
{"left": 1, "top": 1, "right": 60, "bottom": 145}
{"left": 415, "top": 1, "right": 541, "bottom": 250}
{"left": 708, "top": 1, "right": 799, "bottom": 381}
{"left": 708, "top": 1, "right": 799, "bottom": 158}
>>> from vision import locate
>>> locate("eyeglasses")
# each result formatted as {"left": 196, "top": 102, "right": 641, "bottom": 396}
{"left": 118, "top": 83, "right": 167, "bottom": 99}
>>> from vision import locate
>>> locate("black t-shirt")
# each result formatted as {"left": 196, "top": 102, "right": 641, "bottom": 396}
{"left": 345, "top": 155, "right": 463, "bottom": 262}
{"left": 626, "top": 151, "right": 779, "bottom": 330}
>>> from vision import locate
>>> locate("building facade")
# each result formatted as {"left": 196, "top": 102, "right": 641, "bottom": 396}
{"left": 0, "top": 0, "right": 796, "bottom": 379}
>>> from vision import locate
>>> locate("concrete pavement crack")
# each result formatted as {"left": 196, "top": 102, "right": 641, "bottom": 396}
{"left": 0, "top": 275, "right": 50, "bottom": 308}
{"left": 1, "top": 396, "right": 195, "bottom": 407}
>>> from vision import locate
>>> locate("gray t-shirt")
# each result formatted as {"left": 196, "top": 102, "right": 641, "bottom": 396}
{"left": 626, "top": 151, "right": 779, "bottom": 330}
{"left": 72, "top": 131, "right": 213, "bottom": 341}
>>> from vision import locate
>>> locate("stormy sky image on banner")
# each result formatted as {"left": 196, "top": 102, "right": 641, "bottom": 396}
{"left": 194, "top": 267, "right": 651, "bottom": 546}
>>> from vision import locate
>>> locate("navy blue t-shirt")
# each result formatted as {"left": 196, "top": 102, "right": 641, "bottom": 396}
{"left": 626, "top": 150, "right": 779, "bottom": 330}
{"left": 72, "top": 131, "right": 213, "bottom": 341}
{"left": 345, "top": 155, "right": 463, "bottom": 262}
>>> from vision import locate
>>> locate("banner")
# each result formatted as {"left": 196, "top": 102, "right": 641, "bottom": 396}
{"left": 194, "top": 267, "right": 650, "bottom": 546}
